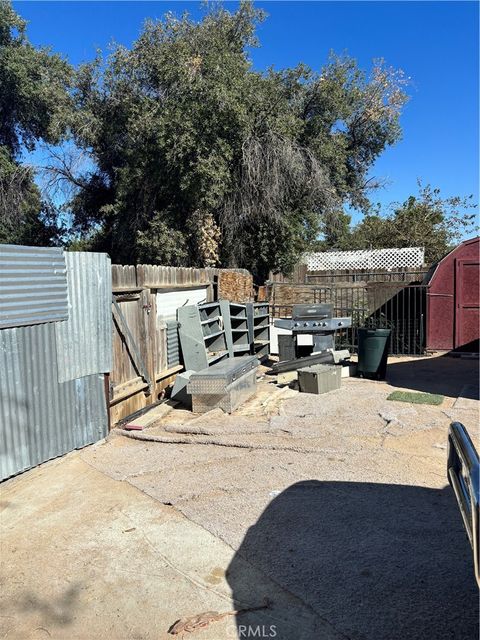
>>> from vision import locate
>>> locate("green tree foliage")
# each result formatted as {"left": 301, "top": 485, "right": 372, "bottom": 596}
{"left": 0, "top": 1, "right": 71, "bottom": 244}
{"left": 64, "top": 2, "right": 408, "bottom": 278}
{"left": 347, "top": 183, "right": 477, "bottom": 263}
{"left": 315, "top": 209, "right": 353, "bottom": 250}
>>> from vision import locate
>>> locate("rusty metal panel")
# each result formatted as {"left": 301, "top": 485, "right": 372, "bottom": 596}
{"left": 55, "top": 252, "right": 112, "bottom": 382}
{"left": 0, "top": 322, "right": 107, "bottom": 481}
{"left": 0, "top": 244, "right": 68, "bottom": 329}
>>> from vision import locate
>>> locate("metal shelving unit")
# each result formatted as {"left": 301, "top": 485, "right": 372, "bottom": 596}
{"left": 219, "top": 300, "right": 250, "bottom": 358}
{"left": 178, "top": 302, "right": 229, "bottom": 371}
{"left": 246, "top": 302, "right": 270, "bottom": 362}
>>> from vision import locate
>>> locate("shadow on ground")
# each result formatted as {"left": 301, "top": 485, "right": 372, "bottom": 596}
{"left": 227, "top": 481, "right": 478, "bottom": 640}
{"left": 386, "top": 353, "right": 479, "bottom": 398}
{"left": 0, "top": 581, "right": 83, "bottom": 628}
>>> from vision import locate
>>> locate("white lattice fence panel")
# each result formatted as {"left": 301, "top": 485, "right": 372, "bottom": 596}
{"left": 304, "top": 247, "right": 425, "bottom": 271}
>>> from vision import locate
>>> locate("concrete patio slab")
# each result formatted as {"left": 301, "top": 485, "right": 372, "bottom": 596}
{"left": 1, "top": 355, "right": 478, "bottom": 640}
{"left": 0, "top": 455, "right": 330, "bottom": 640}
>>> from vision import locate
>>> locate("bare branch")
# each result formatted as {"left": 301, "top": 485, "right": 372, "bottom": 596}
{"left": 36, "top": 143, "right": 92, "bottom": 202}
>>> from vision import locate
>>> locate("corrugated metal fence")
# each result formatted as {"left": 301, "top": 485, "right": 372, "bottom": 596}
{"left": 56, "top": 252, "right": 112, "bottom": 382}
{"left": 1, "top": 249, "right": 255, "bottom": 477}
{"left": 0, "top": 247, "right": 111, "bottom": 481}
{"left": 0, "top": 244, "right": 69, "bottom": 328}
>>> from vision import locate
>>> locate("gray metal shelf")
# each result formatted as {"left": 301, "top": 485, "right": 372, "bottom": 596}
{"left": 233, "top": 345, "right": 250, "bottom": 353}
{"left": 246, "top": 303, "right": 270, "bottom": 362}
{"left": 208, "top": 350, "right": 229, "bottom": 365}
{"left": 178, "top": 302, "right": 229, "bottom": 371}
{"left": 204, "top": 329, "right": 225, "bottom": 340}
{"left": 201, "top": 316, "right": 221, "bottom": 325}
{"left": 219, "top": 299, "right": 250, "bottom": 358}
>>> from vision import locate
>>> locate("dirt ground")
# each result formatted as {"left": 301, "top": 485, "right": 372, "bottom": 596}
{"left": 1, "top": 354, "right": 478, "bottom": 640}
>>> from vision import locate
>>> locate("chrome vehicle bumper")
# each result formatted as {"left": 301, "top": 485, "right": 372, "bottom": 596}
{"left": 447, "top": 422, "right": 480, "bottom": 587}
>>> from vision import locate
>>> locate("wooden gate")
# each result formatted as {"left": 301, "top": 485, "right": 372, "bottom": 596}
{"left": 110, "top": 265, "right": 218, "bottom": 424}
{"left": 110, "top": 266, "right": 181, "bottom": 424}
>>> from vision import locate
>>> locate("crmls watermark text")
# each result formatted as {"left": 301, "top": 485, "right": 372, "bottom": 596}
{"left": 239, "top": 625, "right": 277, "bottom": 638}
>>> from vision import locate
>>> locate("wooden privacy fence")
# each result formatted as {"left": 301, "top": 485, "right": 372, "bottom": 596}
{"left": 110, "top": 264, "right": 253, "bottom": 424}
{"left": 269, "top": 266, "right": 428, "bottom": 284}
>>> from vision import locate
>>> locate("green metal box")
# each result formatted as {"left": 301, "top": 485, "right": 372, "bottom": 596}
{"left": 298, "top": 364, "right": 342, "bottom": 395}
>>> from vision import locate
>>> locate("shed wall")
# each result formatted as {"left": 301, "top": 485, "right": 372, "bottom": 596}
{"left": 426, "top": 237, "right": 479, "bottom": 351}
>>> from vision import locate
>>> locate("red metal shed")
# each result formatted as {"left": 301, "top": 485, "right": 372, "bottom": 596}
{"left": 426, "top": 237, "right": 479, "bottom": 351}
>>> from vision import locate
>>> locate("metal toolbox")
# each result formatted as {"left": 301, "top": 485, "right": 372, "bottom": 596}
{"left": 188, "top": 355, "right": 258, "bottom": 393}
{"left": 191, "top": 369, "right": 257, "bottom": 413}
{"left": 298, "top": 364, "right": 342, "bottom": 395}
{"left": 188, "top": 355, "right": 258, "bottom": 413}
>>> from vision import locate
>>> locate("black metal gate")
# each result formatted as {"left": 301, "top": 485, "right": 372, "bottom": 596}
{"left": 271, "top": 284, "right": 427, "bottom": 356}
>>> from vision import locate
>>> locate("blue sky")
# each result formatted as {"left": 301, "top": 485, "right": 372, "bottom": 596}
{"left": 14, "top": 1, "right": 479, "bottom": 227}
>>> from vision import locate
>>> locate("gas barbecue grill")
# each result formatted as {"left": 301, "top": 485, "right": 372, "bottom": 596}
{"left": 274, "top": 303, "right": 352, "bottom": 355}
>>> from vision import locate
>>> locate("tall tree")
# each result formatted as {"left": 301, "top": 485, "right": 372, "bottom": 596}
{"left": 62, "top": 2, "right": 407, "bottom": 279}
{"left": 315, "top": 209, "right": 353, "bottom": 250}
{"left": 0, "top": 0, "right": 71, "bottom": 245}
{"left": 348, "top": 183, "right": 476, "bottom": 263}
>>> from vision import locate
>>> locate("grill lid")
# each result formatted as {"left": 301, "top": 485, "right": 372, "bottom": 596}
{"left": 292, "top": 304, "right": 333, "bottom": 320}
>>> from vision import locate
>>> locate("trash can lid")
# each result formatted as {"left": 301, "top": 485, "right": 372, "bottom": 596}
{"left": 359, "top": 327, "right": 391, "bottom": 337}
{"left": 373, "top": 328, "right": 391, "bottom": 337}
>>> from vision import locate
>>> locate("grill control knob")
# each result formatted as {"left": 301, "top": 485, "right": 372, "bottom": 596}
{"left": 294, "top": 322, "right": 300, "bottom": 327}
{"left": 303, "top": 322, "right": 309, "bottom": 327}
{"left": 338, "top": 322, "right": 343, "bottom": 327}
{"left": 322, "top": 322, "right": 327, "bottom": 327}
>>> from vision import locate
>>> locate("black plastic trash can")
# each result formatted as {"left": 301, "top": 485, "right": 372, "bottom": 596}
{"left": 357, "top": 328, "right": 391, "bottom": 380}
